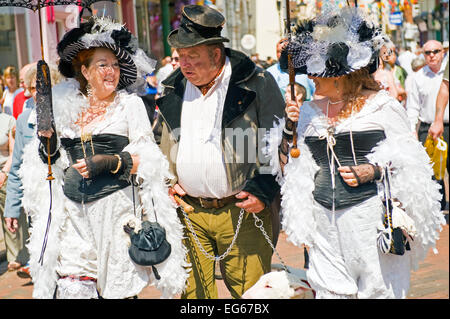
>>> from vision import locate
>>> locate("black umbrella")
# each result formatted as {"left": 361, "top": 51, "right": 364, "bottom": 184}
{"left": 0, "top": 0, "right": 117, "bottom": 179}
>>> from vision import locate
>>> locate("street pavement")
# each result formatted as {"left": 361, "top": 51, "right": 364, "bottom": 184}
{"left": 0, "top": 212, "right": 448, "bottom": 299}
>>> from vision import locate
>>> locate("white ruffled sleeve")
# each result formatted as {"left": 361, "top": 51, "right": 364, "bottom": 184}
{"left": 280, "top": 141, "right": 319, "bottom": 248}
{"left": 122, "top": 94, "right": 190, "bottom": 298}
{"left": 366, "top": 99, "right": 446, "bottom": 269}
{"left": 263, "top": 103, "right": 320, "bottom": 248}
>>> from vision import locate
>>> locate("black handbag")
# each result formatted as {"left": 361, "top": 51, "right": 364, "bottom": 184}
{"left": 124, "top": 181, "right": 171, "bottom": 280}
{"left": 377, "top": 167, "right": 411, "bottom": 256}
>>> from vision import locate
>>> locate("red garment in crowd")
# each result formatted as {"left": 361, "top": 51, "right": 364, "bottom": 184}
{"left": 12, "top": 91, "right": 31, "bottom": 119}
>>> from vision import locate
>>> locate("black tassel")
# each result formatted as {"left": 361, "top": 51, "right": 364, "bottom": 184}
{"left": 152, "top": 265, "right": 161, "bottom": 280}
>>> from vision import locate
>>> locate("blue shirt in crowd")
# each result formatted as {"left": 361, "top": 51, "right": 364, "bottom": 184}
{"left": 4, "top": 98, "right": 35, "bottom": 219}
{"left": 266, "top": 63, "right": 316, "bottom": 101}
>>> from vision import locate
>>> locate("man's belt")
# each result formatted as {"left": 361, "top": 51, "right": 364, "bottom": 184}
{"left": 186, "top": 194, "right": 237, "bottom": 209}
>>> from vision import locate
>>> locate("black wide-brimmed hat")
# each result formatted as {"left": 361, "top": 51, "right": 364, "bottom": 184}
{"left": 57, "top": 16, "right": 155, "bottom": 92}
{"left": 282, "top": 6, "right": 390, "bottom": 78}
{"left": 167, "top": 5, "right": 229, "bottom": 49}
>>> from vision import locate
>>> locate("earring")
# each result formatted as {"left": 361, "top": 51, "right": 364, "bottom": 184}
{"left": 86, "top": 83, "right": 93, "bottom": 98}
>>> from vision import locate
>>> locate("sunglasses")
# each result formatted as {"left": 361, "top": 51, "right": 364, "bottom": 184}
{"left": 424, "top": 49, "right": 441, "bottom": 55}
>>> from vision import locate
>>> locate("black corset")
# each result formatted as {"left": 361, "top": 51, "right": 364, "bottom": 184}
{"left": 305, "top": 130, "right": 386, "bottom": 210}
{"left": 60, "top": 134, "right": 130, "bottom": 203}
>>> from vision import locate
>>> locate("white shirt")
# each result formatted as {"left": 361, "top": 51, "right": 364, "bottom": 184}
{"left": 406, "top": 62, "right": 449, "bottom": 132}
{"left": 156, "top": 64, "right": 174, "bottom": 94}
{"left": 1, "top": 88, "right": 23, "bottom": 115}
{"left": 176, "top": 57, "right": 233, "bottom": 199}
{"left": 398, "top": 50, "right": 416, "bottom": 75}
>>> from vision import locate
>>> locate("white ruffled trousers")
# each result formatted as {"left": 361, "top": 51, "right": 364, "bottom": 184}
{"left": 307, "top": 196, "right": 411, "bottom": 299}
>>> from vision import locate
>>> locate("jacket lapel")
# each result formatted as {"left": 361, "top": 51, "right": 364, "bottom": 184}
{"left": 156, "top": 73, "right": 186, "bottom": 137}
{"left": 222, "top": 85, "right": 256, "bottom": 128}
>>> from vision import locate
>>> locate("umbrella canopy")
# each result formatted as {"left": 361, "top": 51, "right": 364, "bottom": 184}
{"left": 0, "top": 0, "right": 117, "bottom": 12}
{"left": 0, "top": 0, "right": 118, "bottom": 180}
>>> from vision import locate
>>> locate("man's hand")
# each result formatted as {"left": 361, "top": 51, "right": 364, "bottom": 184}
{"left": 168, "top": 183, "right": 186, "bottom": 205}
{"left": 5, "top": 217, "right": 18, "bottom": 233}
{"left": 428, "top": 120, "right": 444, "bottom": 140}
{"left": 235, "top": 191, "right": 265, "bottom": 213}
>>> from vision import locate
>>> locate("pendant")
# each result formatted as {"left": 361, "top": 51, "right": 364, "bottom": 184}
{"left": 81, "top": 130, "right": 92, "bottom": 143}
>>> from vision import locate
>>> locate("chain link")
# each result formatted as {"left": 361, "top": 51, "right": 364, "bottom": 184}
{"left": 181, "top": 206, "right": 290, "bottom": 273}
{"left": 181, "top": 207, "right": 245, "bottom": 262}
{"left": 251, "top": 213, "right": 289, "bottom": 273}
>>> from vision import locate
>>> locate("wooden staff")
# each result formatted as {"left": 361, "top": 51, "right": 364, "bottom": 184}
{"left": 286, "top": 0, "right": 300, "bottom": 158}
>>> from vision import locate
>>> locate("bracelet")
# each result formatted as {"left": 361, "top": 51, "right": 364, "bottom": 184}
{"left": 370, "top": 163, "right": 383, "bottom": 182}
{"left": 283, "top": 127, "right": 294, "bottom": 136}
{"left": 110, "top": 154, "right": 122, "bottom": 174}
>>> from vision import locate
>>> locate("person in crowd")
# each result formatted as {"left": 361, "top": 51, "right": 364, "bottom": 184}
{"left": 270, "top": 7, "right": 445, "bottom": 298}
{"left": 1, "top": 66, "right": 23, "bottom": 115}
{"left": 428, "top": 59, "right": 449, "bottom": 210}
{"left": 373, "top": 44, "right": 399, "bottom": 100}
{"left": 285, "top": 82, "right": 307, "bottom": 106}
{"left": 156, "top": 54, "right": 174, "bottom": 95}
{"left": 12, "top": 63, "right": 35, "bottom": 119}
{"left": 429, "top": 58, "right": 449, "bottom": 142}
{"left": 404, "top": 57, "right": 426, "bottom": 96}
{"left": 17, "top": 16, "right": 188, "bottom": 299}
{"left": 0, "top": 76, "right": 4, "bottom": 102}
{"left": 267, "top": 38, "right": 315, "bottom": 101}
{"left": 384, "top": 45, "right": 408, "bottom": 104}
{"left": 398, "top": 43, "right": 418, "bottom": 75}
{"left": 171, "top": 49, "right": 180, "bottom": 70}
{"left": 3, "top": 63, "right": 62, "bottom": 279}
{"left": 406, "top": 39, "right": 448, "bottom": 211}
{"left": 141, "top": 71, "right": 158, "bottom": 125}
{"left": 0, "top": 94, "right": 16, "bottom": 271}
{"left": 156, "top": 4, "right": 284, "bottom": 299}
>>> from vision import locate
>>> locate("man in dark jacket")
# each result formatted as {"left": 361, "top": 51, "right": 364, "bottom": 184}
{"left": 154, "top": 5, "right": 285, "bottom": 299}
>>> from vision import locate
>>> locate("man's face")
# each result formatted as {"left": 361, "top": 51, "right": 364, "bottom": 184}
{"left": 178, "top": 45, "right": 220, "bottom": 86}
{"left": 423, "top": 42, "right": 444, "bottom": 71}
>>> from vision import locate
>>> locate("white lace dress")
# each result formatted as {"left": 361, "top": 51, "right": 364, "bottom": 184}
{"left": 19, "top": 79, "right": 189, "bottom": 299}
{"left": 266, "top": 90, "right": 445, "bottom": 298}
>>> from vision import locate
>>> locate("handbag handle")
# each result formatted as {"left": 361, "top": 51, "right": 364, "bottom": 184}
{"left": 131, "top": 176, "right": 158, "bottom": 223}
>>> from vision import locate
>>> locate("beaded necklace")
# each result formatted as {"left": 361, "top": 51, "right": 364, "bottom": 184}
{"left": 75, "top": 93, "right": 116, "bottom": 157}
{"left": 327, "top": 95, "right": 367, "bottom": 126}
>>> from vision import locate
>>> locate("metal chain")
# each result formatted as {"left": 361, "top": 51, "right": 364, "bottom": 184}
{"left": 251, "top": 213, "right": 289, "bottom": 273}
{"left": 181, "top": 206, "right": 290, "bottom": 273}
{"left": 181, "top": 207, "right": 245, "bottom": 262}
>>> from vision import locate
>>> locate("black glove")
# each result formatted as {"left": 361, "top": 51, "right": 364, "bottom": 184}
{"left": 85, "top": 151, "right": 133, "bottom": 179}
{"left": 85, "top": 154, "right": 120, "bottom": 178}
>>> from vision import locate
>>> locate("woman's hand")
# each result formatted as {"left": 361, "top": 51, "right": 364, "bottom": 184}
{"left": 285, "top": 99, "right": 300, "bottom": 122}
{"left": 72, "top": 158, "right": 90, "bottom": 179}
{"left": 338, "top": 164, "right": 380, "bottom": 187}
{"left": 285, "top": 89, "right": 302, "bottom": 122}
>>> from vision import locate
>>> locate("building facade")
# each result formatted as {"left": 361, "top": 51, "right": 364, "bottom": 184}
{"left": 1, "top": 0, "right": 448, "bottom": 74}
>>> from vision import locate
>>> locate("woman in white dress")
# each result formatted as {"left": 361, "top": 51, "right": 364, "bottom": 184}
{"left": 268, "top": 7, "right": 445, "bottom": 299}
{"left": 19, "top": 17, "right": 189, "bottom": 299}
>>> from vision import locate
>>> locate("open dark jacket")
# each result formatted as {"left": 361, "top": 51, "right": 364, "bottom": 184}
{"left": 154, "top": 48, "right": 284, "bottom": 207}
